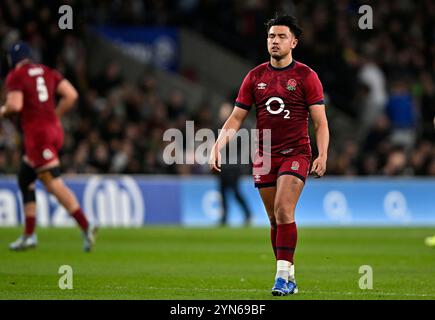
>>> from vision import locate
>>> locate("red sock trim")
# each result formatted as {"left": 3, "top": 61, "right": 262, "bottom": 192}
{"left": 24, "top": 216, "right": 36, "bottom": 236}
{"left": 271, "top": 227, "right": 277, "bottom": 259}
{"left": 276, "top": 222, "right": 297, "bottom": 263}
{"left": 71, "top": 208, "right": 89, "bottom": 231}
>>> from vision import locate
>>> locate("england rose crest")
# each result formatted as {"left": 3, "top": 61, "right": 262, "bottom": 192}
{"left": 287, "top": 79, "right": 297, "bottom": 91}
{"left": 291, "top": 161, "right": 300, "bottom": 171}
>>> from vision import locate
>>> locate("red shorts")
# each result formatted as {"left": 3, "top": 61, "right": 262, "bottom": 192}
{"left": 253, "top": 145, "right": 311, "bottom": 188}
{"left": 23, "top": 125, "right": 64, "bottom": 169}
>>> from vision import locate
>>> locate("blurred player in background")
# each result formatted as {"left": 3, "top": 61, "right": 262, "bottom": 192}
{"left": 210, "top": 15, "right": 329, "bottom": 295}
{"left": 216, "top": 102, "right": 252, "bottom": 227}
{"left": 0, "top": 42, "right": 96, "bottom": 252}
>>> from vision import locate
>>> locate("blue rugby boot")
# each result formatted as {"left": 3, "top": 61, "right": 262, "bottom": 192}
{"left": 287, "top": 280, "right": 298, "bottom": 294}
{"left": 271, "top": 278, "right": 290, "bottom": 296}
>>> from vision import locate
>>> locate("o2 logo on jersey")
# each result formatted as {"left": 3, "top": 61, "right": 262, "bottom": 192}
{"left": 265, "top": 97, "right": 290, "bottom": 119}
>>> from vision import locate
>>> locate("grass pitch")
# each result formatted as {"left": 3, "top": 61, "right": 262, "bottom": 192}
{"left": 0, "top": 226, "right": 435, "bottom": 300}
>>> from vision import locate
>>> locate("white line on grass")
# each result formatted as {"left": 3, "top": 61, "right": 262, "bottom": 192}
{"left": 142, "top": 286, "right": 435, "bottom": 298}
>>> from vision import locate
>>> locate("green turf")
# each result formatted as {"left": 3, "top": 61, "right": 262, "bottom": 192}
{"left": 0, "top": 226, "right": 435, "bottom": 300}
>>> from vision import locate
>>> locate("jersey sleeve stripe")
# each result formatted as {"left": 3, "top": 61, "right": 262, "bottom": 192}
{"left": 235, "top": 102, "right": 252, "bottom": 110}
{"left": 307, "top": 100, "right": 325, "bottom": 107}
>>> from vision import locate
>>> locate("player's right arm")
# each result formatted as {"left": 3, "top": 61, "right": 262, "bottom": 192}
{"left": 0, "top": 91, "right": 23, "bottom": 118}
{"left": 209, "top": 107, "right": 249, "bottom": 172}
{"left": 55, "top": 79, "right": 78, "bottom": 118}
{"left": 209, "top": 70, "right": 254, "bottom": 172}
{"left": 0, "top": 70, "right": 24, "bottom": 118}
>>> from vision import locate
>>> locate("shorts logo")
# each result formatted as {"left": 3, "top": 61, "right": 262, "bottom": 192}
{"left": 42, "top": 149, "right": 54, "bottom": 160}
{"left": 287, "top": 79, "right": 297, "bottom": 91}
{"left": 257, "top": 82, "right": 267, "bottom": 90}
{"left": 291, "top": 161, "right": 299, "bottom": 171}
{"left": 254, "top": 174, "right": 261, "bottom": 182}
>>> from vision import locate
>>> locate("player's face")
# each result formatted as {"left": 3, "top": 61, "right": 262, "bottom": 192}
{"left": 267, "top": 25, "right": 298, "bottom": 60}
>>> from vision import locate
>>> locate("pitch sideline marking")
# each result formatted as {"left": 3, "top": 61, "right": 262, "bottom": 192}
{"left": 141, "top": 286, "right": 435, "bottom": 298}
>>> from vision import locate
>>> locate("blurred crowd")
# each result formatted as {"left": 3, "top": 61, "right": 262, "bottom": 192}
{"left": 0, "top": 0, "right": 434, "bottom": 176}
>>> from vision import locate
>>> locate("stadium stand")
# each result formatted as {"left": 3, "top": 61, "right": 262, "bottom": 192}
{"left": 0, "top": 0, "right": 434, "bottom": 176}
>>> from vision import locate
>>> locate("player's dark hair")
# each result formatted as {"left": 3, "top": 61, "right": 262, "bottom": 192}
{"left": 7, "top": 41, "right": 33, "bottom": 68}
{"left": 265, "top": 14, "right": 303, "bottom": 39}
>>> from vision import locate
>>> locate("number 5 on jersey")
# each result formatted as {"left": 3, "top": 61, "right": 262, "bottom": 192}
{"left": 36, "top": 76, "right": 48, "bottom": 102}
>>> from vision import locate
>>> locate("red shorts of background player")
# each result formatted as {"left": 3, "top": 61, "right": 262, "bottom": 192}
{"left": 23, "top": 124, "right": 64, "bottom": 169}
{"left": 253, "top": 145, "right": 311, "bottom": 188}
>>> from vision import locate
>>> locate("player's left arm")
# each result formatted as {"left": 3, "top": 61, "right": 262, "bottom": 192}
{"left": 304, "top": 69, "right": 329, "bottom": 177}
{"left": 309, "top": 104, "right": 329, "bottom": 177}
{"left": 0, "top": 91, "right": 23, "bottom": 118}
{"left": 55, "top": 79, "right": 78, "bottom": 118}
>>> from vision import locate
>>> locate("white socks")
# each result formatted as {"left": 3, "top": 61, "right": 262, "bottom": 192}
{"left": 275, "top": 260, "right": 295, "bottom": 282}
{"left": 289, "top": 264, "right": 295, "bottom": 282}
{"left": 275, "top": 260, "right": 291, "bottom": 281}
